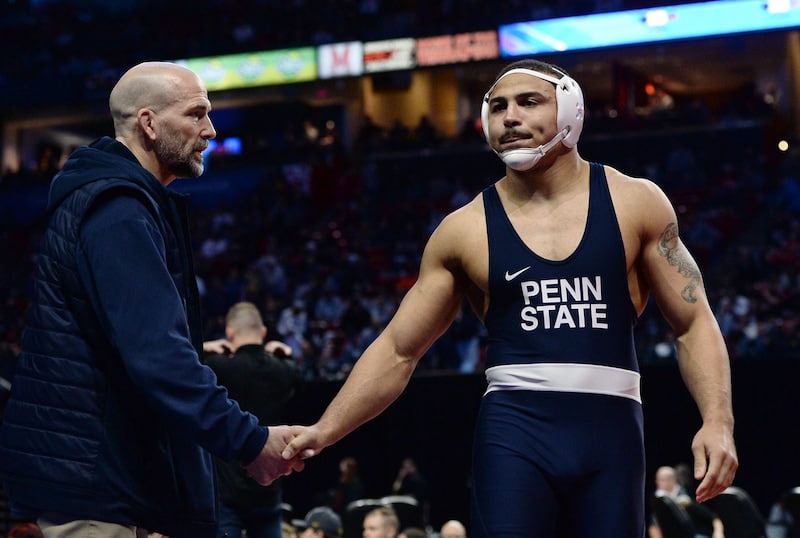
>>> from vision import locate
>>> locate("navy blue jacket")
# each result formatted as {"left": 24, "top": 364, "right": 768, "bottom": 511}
{"left": 0, "top": 137, "right": 268, "bottom": 537}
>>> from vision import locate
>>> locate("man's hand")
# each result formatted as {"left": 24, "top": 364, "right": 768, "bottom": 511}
{"left": 203, "top": 338, "right": 233, "bottom": 355}
{"left": 245, "top": 425, "right": 309, "bottom": 485}
{"left": 265, "top": 340, "right": 293, "bottom": 357}
{"left": 692, "top": 422, "right": 738, "bottom": 503}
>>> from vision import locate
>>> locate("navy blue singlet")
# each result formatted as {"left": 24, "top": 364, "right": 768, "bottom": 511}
{"left": 470, "top": 163, "right": 645, "bottom": 538}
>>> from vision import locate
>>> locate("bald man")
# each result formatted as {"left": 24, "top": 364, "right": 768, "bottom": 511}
{"left": 654, "top": 466, "right": 686, "bottom": 498}
{"left": 203, "top": 302, "right": 303, "bottom": 538}
{"left": 362, "top": 507, "right": 400, "bottom": 538}
{"left": 649, "top": 466, "right": 724, "bottom": 538}
{"left": 440, "top": 520, "right": 468, "bottom": 538}
{"left": 0, "top": 62, "right": 303, "bottom": 538}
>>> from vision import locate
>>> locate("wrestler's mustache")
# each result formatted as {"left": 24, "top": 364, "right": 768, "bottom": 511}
{"left": 499, "top": 130, "right": 533, "bottom": 143}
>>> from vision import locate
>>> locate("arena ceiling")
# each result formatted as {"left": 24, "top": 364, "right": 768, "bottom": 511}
{"left": 7, "top": 29, "right": 793, "bottom": 151}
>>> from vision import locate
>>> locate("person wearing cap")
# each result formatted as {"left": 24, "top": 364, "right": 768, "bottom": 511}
{"left": 281, "top": 57, "right": 737, "bottom": 537}
{"left": 293, "top": 507, "right": 343, "bottom": 538}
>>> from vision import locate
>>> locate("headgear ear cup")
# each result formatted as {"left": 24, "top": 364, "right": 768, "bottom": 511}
{"left": 481, "top": 96, "right": 491, "bottom": 142}
{"left": 556, "top": 76, "right": 584, "bottom": 148}
{"left": 481, "top": 68, "right": 585, "bottom": 150}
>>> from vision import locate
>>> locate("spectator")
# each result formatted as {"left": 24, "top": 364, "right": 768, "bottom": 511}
{"left": 292, "top": 507, "right": 344, "bottom": 538}
{"left": 398, "top": 528, "right": 427, "bottom": 538}
{"left": 277, "top": 299, "right": 311, "bottom": 361}
{"left": 440, "top": 520, "right": 467, "bottom": 538}
{"left": 203, "top": 302, "right": 303, "bottom": 538}
{"left": 362, "top": 506, "right": 400, "bottom": 538}
{"left": 392, "top": 458, "right": 429, "bottom": 507}
{"left": 391, "top": 458, "right": 430, "bottom": 527}
{"left": 330, "top": 456, "right": 366, "bottom": 515}
{"left": 649, "top": 466, "right": 724, "bottom": 538}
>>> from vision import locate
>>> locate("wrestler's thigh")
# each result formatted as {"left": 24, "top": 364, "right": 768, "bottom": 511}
{"left": 562, "top": 402, "right": 645, "bottom": 538}
{"left": 470, "top": 397, "right": 559, "bottom": 538}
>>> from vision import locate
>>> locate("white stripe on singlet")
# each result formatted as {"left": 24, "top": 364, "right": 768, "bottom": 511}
{"left": 484, "top": 363, "right": 642, "bottom": 403}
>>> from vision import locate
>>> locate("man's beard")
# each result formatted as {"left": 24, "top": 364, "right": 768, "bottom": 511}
{"left": 155, "top": 129, "right": 204, "bottom": 178}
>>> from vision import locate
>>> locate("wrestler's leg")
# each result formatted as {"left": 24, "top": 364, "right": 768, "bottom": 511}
{"left": 562, "top": 397, "right": 646, "bottom": 538}
{"left": 470, "top": 394, "right": 559, "bottom": 538}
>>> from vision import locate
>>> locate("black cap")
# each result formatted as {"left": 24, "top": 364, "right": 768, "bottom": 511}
{"left": 292, "top": 507, "right": 343, "bottom": 537}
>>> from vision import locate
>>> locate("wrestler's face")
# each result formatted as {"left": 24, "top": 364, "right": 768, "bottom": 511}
{"left": 485, "top": 73, "right": 559, "bottom": 153}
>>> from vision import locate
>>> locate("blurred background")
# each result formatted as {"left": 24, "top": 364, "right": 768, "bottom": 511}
{"left": 1, "top": 0, "right": 799, "bottom": 535}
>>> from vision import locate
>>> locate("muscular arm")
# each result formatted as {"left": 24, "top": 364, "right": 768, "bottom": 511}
{"left": 638, "top": 182, "right": 738, "bottom": 502}
{"left": 283, "top": 215, "right": 470, "bottom": 455}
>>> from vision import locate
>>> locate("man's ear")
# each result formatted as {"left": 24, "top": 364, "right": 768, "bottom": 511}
{"left": 225, "top": 326, "right": 235, "bottom": 342}
{"left": 137, "top": 108, "right": 157, "bottom": 141}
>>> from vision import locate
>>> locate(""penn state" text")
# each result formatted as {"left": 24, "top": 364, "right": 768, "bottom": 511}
{"left": 519, "top": 276, "right": 607, "bottom": 331}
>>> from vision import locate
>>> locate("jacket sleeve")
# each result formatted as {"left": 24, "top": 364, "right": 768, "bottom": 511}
{"left": 76, "top": 193, "right": 267, "bottom": 464}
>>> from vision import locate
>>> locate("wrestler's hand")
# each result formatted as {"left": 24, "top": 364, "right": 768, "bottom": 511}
{"left": 281, "top": 424, "right": 328, "bottom": 462}
{"left": 691, "top": 421, "right": 738, "bottom": 503}
{"left": 245, "top": 425, "right": 308, "bottom": 485}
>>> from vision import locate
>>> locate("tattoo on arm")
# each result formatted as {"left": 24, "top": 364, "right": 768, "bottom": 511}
{"left": 656, "top": 222, "right": 700, "bottom": 303}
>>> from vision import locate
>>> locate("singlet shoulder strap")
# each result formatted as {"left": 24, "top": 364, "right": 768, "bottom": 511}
{"left": 481, "top": 182, "right": 500, "bottom": 208}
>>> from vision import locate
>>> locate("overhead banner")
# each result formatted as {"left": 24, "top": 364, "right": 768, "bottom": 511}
{"left": 176, "top": 47, "right": 317, "bottom": 91}
{"left": 499, "top": 0, "right": 800, "bottom": 56}
{"left": 416, "top": 31, "right": 499, "bottom": 66}
{"left": 317, "top": 41, "right": 364, "bottom": 79}
{"left": 363, "top": 38, "right": 416, "bottom": 73}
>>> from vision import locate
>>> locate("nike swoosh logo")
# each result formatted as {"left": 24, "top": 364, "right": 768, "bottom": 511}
{"left": 504, "top": 266, "right": 531, "bottom": 281}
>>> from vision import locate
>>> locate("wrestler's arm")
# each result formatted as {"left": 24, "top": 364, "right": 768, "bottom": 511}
{"left": 282, "top": 211, "right": 470, "bottom": 457}
{"left": 636, "top": 179, "right": 738, "bottom": 503}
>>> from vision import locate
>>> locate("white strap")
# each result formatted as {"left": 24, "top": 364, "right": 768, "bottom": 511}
{"left": 485, "top": 363, "right": 641, "bottom": 403}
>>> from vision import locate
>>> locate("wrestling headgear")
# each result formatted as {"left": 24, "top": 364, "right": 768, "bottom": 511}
{"left": 481, "top": 67, "right": 585, "bottom": 171}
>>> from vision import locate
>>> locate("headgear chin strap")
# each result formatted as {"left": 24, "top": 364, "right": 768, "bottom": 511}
{"left": 481, "top": 67, "right": 585, "bottom": 171}
{"left": 498, "top": 134, "right": 568, "bottom": 171}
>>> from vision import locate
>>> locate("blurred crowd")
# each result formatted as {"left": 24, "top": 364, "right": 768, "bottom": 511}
{"left": 0, "top": 0, "right": 798, "bottom": 383}
{"left": 1, "top": 98, "right": 799, "bottom": 383}
{"left": 0, "top": 2, "right": 798, "bottom": 537}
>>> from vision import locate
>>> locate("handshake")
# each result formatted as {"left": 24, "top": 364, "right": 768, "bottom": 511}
{"left": 244, "top": 424, "right": 322, "bottom": 485}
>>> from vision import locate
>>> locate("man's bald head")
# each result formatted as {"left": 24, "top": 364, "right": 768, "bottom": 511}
{"left": 107, "top": 61, "right": 215, "bottom": 184}
{"left": 655, "top": 466, "right": 678, "bottom": 493}
{"left": 109, "top": 62, "right": 204, "bottom": 138}
{"left": 225, "top": 302, "right": 267, "bottom": 350}
{"left": 440, "top": 520, "right": 467, "bottom": 538}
